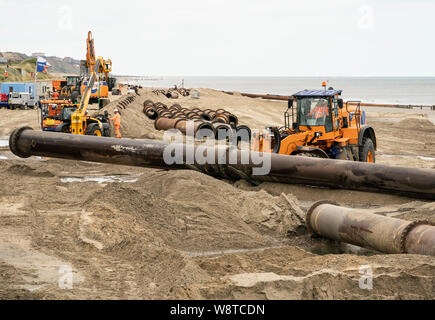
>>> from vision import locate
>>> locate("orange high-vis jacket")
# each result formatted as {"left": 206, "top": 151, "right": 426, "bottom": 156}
{"left": 110, "top": 113, "right": 121, "bottom": 126}
{"left": 309, "top": 105, "right": 329, "bottom": 119}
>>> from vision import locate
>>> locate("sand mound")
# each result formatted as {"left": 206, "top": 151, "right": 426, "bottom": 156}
{"left": 83, "top": 170, "right": 303, "bottom": 253}
{"left": 6, "top": 164, "right": 54, "bottom": 177}
{"left": 392, "top": 118, "right": 435, "bottom": 132}
{"left": 99, "top": 93, "right": 164, "bottom": 140}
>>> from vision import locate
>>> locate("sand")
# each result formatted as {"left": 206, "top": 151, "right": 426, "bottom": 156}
{"left": 0, "top": 88, "right": 434, "bottom": 299}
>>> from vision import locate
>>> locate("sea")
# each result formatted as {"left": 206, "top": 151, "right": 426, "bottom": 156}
{"left": 127, "top": 76, "right": 435, "bottom": 106}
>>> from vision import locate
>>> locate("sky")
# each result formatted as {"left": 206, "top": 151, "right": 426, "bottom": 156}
{"left": 1, "top": 0, "right": 434, "bottom": 77}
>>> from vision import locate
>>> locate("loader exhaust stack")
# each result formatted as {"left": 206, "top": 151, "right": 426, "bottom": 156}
{"left": 9, "top": 127, "right": 435, "bottom": 200}
{"left": 306, "top": 201, "right": 435, "bottom": 256}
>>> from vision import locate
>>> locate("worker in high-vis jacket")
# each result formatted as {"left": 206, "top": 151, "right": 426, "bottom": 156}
{"left": 109, "top": 109, "right": 122, "bottom": 138}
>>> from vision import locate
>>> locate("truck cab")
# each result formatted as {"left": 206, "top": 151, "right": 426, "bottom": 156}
{"left": 8, "top": 92, "right": 35, "bottom": 110}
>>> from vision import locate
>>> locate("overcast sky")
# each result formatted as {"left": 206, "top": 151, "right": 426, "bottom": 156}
{"left": 1, "top": 0, "right": 434, "bottom": 76}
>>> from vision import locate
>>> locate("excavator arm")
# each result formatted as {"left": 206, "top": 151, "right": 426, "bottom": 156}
{"left": 78, "top": 59, "right": 101, "bottom": 116}
{"left": 70, "top": 59, "right": 102, "bottom": 134}
{"left": 86, "top": 31, "right": 112, "bottom": 82}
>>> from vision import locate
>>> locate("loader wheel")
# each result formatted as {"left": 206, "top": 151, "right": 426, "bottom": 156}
{"left": 360, "top": 137, "right": 375, "bottom": 163}
{"left": 85, "top": 124, "right": 103, "bottom": 136}
{"left": 71, "top": 91, "right": 80, "bottom": 104}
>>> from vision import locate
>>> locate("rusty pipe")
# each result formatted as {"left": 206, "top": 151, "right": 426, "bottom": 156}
{"left": 185, "top": 111, "right": 199, "bottom": 119}
{"left": 154, "top": 117, "right": 184, "bottom": 131}
{"left": 212, "top": 123, "right": 234, "bottom": 140}
{"left": 169, "top": 104, "right": 181, "bottom": 110}
{"left": 154, "top": 102, "right": 167, "bottom": 109}
{"left": 143, "top": 100, "right": 155, "bottom": 107}
{"left": 143, "top": 106, "right": 159, "bottom": 120}
{"left": 174, "top": 120, "right": 215, "bottom": 136}
{"left": 196, "top": 111, "right": 211, "bottom": 121}
{"left": 165, "top": 91, "right": 179, "bottom": 99}
{"left": 227, "top": 114, "right": 239, "bottom": 127}
{"left": 8, "top": 127, "right": 435, "bottom": 199}
{"left": 306, "top": 201, "right": 435, "bottom": 256}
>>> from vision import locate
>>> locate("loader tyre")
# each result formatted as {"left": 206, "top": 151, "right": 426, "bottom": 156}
{"left": 360, "top": 137, "right": 375, "bottom": 163}
{"left": 71, "top": 91, "right": 80, "bottom": 104}
{"left": 85, "top": 123, "right": 103, "bottom": 136}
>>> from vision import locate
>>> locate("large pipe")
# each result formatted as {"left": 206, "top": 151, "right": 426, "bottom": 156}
{"left": 222, "top": 91, "right": 435, "bottom": 109}
{"left": 306, "top": 201, "right": 435, "bottom": 256}
{"left": 9, "top": 127, "right": 435, "bottom": 199}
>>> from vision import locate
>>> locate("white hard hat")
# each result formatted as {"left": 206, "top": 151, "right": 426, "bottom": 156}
{"left": 114, "top": 108, "right": 119, "bottom": 112}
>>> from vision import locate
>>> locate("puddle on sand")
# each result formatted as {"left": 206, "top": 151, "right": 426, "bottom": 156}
{"left": 0, "top": 140, "right": 9, "bottom": 148}
{"left": 305, "top": 239, "right": 378, "bottom": 256}
{"left": 183, "top": 245, "right": 283, "bottom": 257}
{"left": 381, "top": 154, "right": 435, "bottom": 161}
{"left": 60, "top": 174, "right": 142, "bottom": 184}
{"left": 183, "top": 240, "right": 376, "bottom": 258}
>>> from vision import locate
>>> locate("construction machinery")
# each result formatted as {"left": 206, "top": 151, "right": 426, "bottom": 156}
{"left": 69, "top": 58, "right": 111, "bottom": 136}
{"left": 80, "top": 31, "right": 113, "bottom": 106}
{"left": 254, "top": 86, "right": 376, "bottom": 162}
{"left": 60, "top": 76, "right": 82, "bottom": 103}
{"left": 40, "top": 58, "right": 111, "bottom": 136}
{"left": 59, "top": 31, "right": 114, "bottom": 106}
{"left": 40, "top": 100, "right": 74, "bottom": 131}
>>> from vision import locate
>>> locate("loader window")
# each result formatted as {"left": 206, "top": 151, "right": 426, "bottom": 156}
{"left": 62, "top": 106, "right": 77, "bottom": 121}
{"left": 297, "top": 97, "right": 332, "bottom": 130}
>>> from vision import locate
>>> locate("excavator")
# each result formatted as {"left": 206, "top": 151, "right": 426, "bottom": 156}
{"left": 254, "top": 85, "right": 377, "bottom": 162}
{"left": 60, "top": 31, "right": 114, "bottom": 107}
{"left": 81, "top": 31, "right": 113, "bottom": 107}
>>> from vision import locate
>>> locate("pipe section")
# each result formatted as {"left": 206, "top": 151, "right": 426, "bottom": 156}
{"left": 9, "top": 127, "right": 435, "bottom": 199}
{"left": 306, "top": 201, "right": 435, "bottom": 256}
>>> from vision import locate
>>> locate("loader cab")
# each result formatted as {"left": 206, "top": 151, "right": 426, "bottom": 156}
{"left": 40, "top": 100, "right": 73, "bottom": 131}
{"left": 288, "top": 89, "right": 343, "bottom": 134}
{"left": 66, "top": 76, "right": 81, "bottom": 87}
{"left": 61, "top": 105, "right": 78, "bottom": 121}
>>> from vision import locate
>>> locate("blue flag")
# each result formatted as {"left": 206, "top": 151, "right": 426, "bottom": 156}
{"left": 36, "top": 57, "right": 50, "bottom": 73}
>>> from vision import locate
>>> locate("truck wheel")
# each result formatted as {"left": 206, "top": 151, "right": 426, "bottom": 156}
{"left": 360, "top": 137, "right": 375, "bottom": 163}
{"left": 85, "top": 124, "right": 103, "bottom": 136}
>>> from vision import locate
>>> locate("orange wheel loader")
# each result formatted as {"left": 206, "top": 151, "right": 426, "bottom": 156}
{"left": 253, "top": 88, "right": 376, "bottom": 162}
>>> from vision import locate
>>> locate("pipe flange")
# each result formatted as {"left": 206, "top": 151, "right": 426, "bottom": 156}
{"left": 9, "top": 126, "right": 33, "bottom": 158}
{"left": 305, "top": 200, "right": 340, "bottom": 234}
{"left": 399, "top": 219, "right": 434, "bottom": 253}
